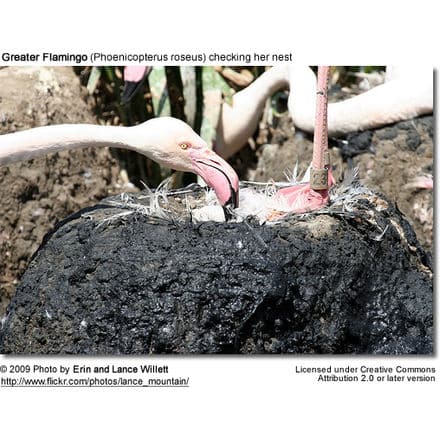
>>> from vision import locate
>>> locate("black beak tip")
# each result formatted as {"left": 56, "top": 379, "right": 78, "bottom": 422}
{"left": 222, "top": 188, "right": 239, "bottom": 221}
{"left": 226, "top": 188, "right": 239, "bottom": 209}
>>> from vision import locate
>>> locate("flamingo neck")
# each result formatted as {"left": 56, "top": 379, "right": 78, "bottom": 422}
{"left": 288, "top": 66, "right": 433, "bottom": 136}
{"left": 0, "top": 124, "right": 142, "bottom": 166}
{"left": 216, "top": 66, "right": 289, "bottom": 158}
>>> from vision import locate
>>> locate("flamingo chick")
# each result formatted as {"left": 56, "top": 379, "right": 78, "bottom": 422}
{"left": 0, "top": 117, "right": 239, "bottom": 209}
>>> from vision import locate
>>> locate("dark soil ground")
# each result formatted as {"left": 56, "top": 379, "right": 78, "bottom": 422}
{"left": 0, "top": 67, "right": 125, "bottom": 315}
{"left": 0, "top": 66, "right": 434, "bottom": 336}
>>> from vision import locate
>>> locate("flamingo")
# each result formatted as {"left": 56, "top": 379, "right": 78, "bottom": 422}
{"left": 289, "top": 66, "right": 433, "bottom": 136}
{"left": 122, "top": 66, "right": 432, "bottom": 158}
{"left": 0, "top": 117, "right": 239, "bottom": 209}
{"left": 215, "top": 65, "right": 433, "bottom": 159}
{"left": 269, "top": 66, "right": 334, "bottom": 217}
{"left": 121, "top": 65, "right": 432, "bottom": 218}
{"left": 218, "top": 64, "right": 432, "bottom": 216}
{"left": 235, "top": 64, "right": 432, "bottom": 220}
{"left": 122, "top": 66, "right": 288, "bottom": 155}
{"left": 213, "top": 66, "right": 334, "bottom": 222}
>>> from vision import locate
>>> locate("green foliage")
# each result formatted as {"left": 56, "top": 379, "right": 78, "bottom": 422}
{"left": 86, "top": 66, "right": 101, "bottom": 94}
{"left": 149, "top": 67, "right": 170, "bottom": 117}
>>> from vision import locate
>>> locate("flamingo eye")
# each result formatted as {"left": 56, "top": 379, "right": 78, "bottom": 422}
{"left": 179, "top": 143, "right": 190, "bottom": 150}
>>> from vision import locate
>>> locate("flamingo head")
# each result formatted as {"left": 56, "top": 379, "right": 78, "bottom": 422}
{"left": 133, "top": 117, "right": 239, "bottom": 209}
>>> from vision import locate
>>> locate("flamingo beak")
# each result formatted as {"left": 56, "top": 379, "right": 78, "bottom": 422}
{"left": 189, "top": 148, "right": 239, "bottom": 209}
{"left": 122, "top": 66, "right": 152, "bottom": 104}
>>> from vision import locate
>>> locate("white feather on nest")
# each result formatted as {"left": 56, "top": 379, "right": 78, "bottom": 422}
{"left": 94, "top": 166, "right": 375, "bottom": 226}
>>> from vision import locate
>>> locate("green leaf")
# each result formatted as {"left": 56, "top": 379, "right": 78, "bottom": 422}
{"left": 199, "top": 67, "right": 234, "bottom": 148}
{"left": 149, "top": 67, "right": 170, "bottom": 117}
{"left": 202, "top": 67, "right": 234, "bottom": 105}
{"left": 86, "top": 67, "right": 101, "bottom": 94}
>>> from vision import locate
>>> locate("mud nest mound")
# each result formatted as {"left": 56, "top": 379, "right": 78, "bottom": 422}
{"left": 0, "top": 183, "right": 433, "bottom": 355}
{"left": 253, "top": 115, "right": 433, "bottom": 251}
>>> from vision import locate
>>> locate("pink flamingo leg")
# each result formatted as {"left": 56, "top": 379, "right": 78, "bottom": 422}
{"left": 271, "top": 66, "right": 334, "bottom": 217}
{"left": 312, "top": 66, "right": 330, "bottom": 171}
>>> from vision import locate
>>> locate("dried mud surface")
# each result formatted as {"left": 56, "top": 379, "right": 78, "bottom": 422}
{"left": 0, "top": 67, "right": 124, "bottom": 315}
